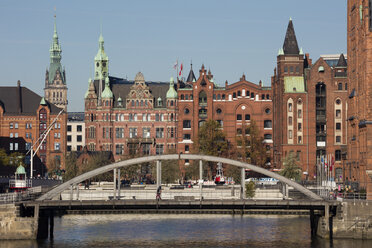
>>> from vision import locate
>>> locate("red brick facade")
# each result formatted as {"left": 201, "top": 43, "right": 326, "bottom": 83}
{"left": 347, "top": 0, "right": 372, "bottom": 198}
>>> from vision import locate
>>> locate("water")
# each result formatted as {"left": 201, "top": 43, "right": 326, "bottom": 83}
{"left": 3, "top": 214, "right": 372, "bottom": 248}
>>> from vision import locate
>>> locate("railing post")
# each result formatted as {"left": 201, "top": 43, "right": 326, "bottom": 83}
{"left": 117, "top": 168, "right": 121, "bottom": 200}
{"left": 76, "top": 183, "right": 79, "bottom": 200}
{"left": 69, "top": 185, "right": 73, "bottom": 201}
{"left": 241, "top": 167, "right": 245, "bottom": 199}
{"left": 113, "top": 169, "right": 117, "bottom": 200}
{"left": 156, "top": 160, "right": 161, "bottom": 188}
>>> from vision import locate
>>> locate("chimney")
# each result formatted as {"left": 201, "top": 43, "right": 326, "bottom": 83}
{"left": 17, "top": 80, "right": 22, "bottom": 113}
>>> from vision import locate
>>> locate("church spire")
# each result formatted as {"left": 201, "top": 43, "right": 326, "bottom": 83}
{"left": 283, "top": 18, "right": 300, "bottom": 55}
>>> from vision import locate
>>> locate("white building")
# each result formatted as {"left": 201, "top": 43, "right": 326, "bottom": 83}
{"left": 67, "top": 112, "right": 85, "bottom": 152}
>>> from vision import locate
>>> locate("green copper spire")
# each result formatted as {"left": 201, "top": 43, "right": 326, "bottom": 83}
{"left": 101, "top": 77, "right": 113, "bottom": 99}
{"left": 85, "top": 78, "right": 92, "bottom": 99}
{"left": 48, "top": 15, "right": 65, "bottom": 85}
{"left": 94, "top": 28, "right": 109, "bottom": 80}
{"left": 166, "top": 77, "right": 178, "bottom": 99}
{"left": 40, "top": 97, "right": 47, "bottom": 105}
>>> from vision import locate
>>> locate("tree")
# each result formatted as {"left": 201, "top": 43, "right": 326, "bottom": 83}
{"left": 245, "top": 181, "right": 256, "bottom": 198}
{"left": 195, "top": 120, "right": 229, "bottom": 179}
{"left": 64, "top": 153, "right": 78, "bottom": 181}
{"left": 161, "top": 160, "right": 180, "bottom": 184}
{"left": 280, "top": 152, "right": 302, "bottom": 181}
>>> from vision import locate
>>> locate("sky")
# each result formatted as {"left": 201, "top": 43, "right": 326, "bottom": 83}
{"left": 0, "top": 0, "right": 347, "bottom": 112}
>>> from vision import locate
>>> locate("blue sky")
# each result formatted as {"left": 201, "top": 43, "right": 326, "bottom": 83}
{"left": 0, "top": 0, "right": 347, "bottom": 112}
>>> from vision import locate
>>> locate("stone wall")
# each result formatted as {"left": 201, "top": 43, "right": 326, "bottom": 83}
{"left": 0, "top": 204, "right": 37, "bottom": 240}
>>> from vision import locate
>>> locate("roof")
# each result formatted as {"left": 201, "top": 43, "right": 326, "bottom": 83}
{"left": 320, "top": 54, "right": 348, "bottom": 67}
{"left": 94, "top": 76, "right": 169, "bottom": 108}
{"left": 68, "top": 112, "right": 85, "bottom": 122}
{"left": 186, "top": 68, "right": 196, "bottom": 82}
{"left": 16, "top": 165, "right": 26, "bottom": 174}
{"left": 284, "top": 76, "right": 305, "bottom": 93}
{"left": 0, "top": 85, "right": 62, "bottom": 115}
{"left": 283, "top": 19, "right": 300, "bottom": 55}
{"left": 336, "top": 53, "right": 347, "bottom": 67}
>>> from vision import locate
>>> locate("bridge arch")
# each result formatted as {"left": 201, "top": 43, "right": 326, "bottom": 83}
{"left": 37, "top": 154, "right": 322, "bottom": 201}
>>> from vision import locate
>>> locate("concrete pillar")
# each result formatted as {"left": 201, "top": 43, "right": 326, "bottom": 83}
{"left": 113, "top": 169, "right": 117, "bottom": 200}
{"left": 156, "top": 160, "right": 161, "bottom": 188}
{"left": 70, "top": 185, "right": 73, "bottom": 201}
{"left": 241, "top": 168, "right": 245, "bottom": 199}
{"left": 199, "top": 160, "right": 203, "bottom": 200}
{"left": 310, "top": 209, "right": 316, "bottom": 237}
{"left": 118, "top": 168, "right": 121, "bottom": 200}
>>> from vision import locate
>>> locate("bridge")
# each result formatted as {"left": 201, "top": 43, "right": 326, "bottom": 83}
{"left": 2, "top": 154, "right": 348, "bottom": 240}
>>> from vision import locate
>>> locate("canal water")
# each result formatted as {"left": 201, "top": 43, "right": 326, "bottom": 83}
{"left": 2, "top": 214, "right": 372, "bottom": 248}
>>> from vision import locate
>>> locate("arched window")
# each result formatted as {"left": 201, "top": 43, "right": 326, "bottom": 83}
{"left": 222, "top": 94, "right": 225, "bottom": 100}
{"left": 233, "top": 92, "right": 237, "bottom": 98}
{"left": 338, "top": 83, "right": 343, "bottom": 90}
{"left": 170, "top": 100, "right": 174, "bottom": 106}
{"left": 181, "top": 94, "right": 184, "bottom": 100}
{"left": 237, "top": 91, "right": 241, "bottom": 96}
{"left": 217, "top": 94, "right": 221, "bottom": 100}
{"left": 251, "top": 92, "right": 254, "bottom": 98}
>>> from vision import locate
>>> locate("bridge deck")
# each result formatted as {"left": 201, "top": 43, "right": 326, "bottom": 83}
{"left": 23, "top": 199, "right": 338, "bottom": 211}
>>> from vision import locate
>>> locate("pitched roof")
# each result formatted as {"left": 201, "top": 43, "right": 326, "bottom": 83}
{"left": 94, "top": 76, "right": 169, "bottom": 108}
{"left": 336, "top": 53, "right": 347, "bottom": 67}
{"left": 0, "top": 85, "right": 62, "bottom": 115}
{"left": 283, "top": 19, "right": 300, "bottom": 55}
{"left": 186, "top": 67, "right": 196, "bottom": 82}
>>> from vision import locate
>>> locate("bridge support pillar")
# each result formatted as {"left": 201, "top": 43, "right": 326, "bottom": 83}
{"left": 241, "top": 168, "right": 245, "bottom": 199}
{"left": 156, "top": 160, "right": 162, "bottom": 188}
{"left": 69, "top": 185, "right": 73, "bottom": 201}
{"left": 113, "top": 169, "right": 117, "bottom": 200}
{"left": 199, "top": 160, "right": 203, "bottom": 200}
{"left": 118, "top": 168, "right": 121, "bottom": 200}
{"left": 49, "top": 210, "right": 54, "bottom": 239}
{"left": 310, "top": 209, "right": 317, "bottom": 237}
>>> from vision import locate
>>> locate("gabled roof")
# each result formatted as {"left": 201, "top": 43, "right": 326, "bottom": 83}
{"left": 283, "top": 19, "right": 300, "bottom": 55}
{"left": 0, "top": 85, "right": 62, "bottom": 115}
{"left": 186, "top": 67, "right": 196, "bottom": 82}
{"left": 336, "top": 53, "right": 347, "bottom": 67}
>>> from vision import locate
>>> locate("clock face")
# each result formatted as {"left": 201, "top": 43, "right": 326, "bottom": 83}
{"left": 96, "top": 62, "right": 99, "bottom": 67}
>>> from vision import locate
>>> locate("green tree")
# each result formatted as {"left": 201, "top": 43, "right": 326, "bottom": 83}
{"left": 195, "top": 120, "right": 228, "bottom": 179}
{"left": 64, "top": 153, "right": 78, "bottom": 181}
{"left": 245, "top": 181, "right": 256, "bottom": 198}
{"left": 161, "top": 160, "right": 180, "bottom": 184}
{"left": 280, "top": 153, "right": 302, "bottom": 181}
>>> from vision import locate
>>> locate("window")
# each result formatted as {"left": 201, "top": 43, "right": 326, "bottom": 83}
{"left": 26, "top": 142, "right": 31, "bottom": 150}
{"left": 266, "top": 94, "right": 270, "bottom": 99}
{"left": 156, "top": 144, "right": 164, "bottom": 155}
{"left": 296, "top": 66, "right": 300, "bottom": 73}
{"left": 345, "top": 83, "right": 348, "bottom": 90}
{"left": 129, "top": 128, "right": 137, "bottom": 138}
{"left": 181, "top": 95, "right": 184, "bottom": 100}
{"left": 264, "top": 134, "right": 272, "bottom": 140}
{"left": 233, "top": 92, "right": 237, "bottom": 98}
{"left": 284, "top": 66, "right": 288, "bottom": 72}
{"left": 116, "top": 144, "right": 124, "bottom": 155}
{"left": 67, "top": 146, "right": 71, "bottom": 152}
{"left": 155, "top": 114, "right": 160, "bottom": 121}
{"left": 217, "top": 120, "right": 223, "bottom": 127}
{"left": 77, "top": 125, "right": 82, "bottom": 132}
{"left": 168, "top": 127, "right": 175, "bottom": 138}
{"left": 76, "top": 135, "right": 82, "bottom": 142}
{"left": 335, "top": 150, "right": 341, "bottom": 161}
{"left": 14, "top": 123, "right": 18, "bottom": 129}
{"left": 298, "top": 136, "right": 302, "bottom": 144}
{"left": 67, "top": 135, "right": 72, "bottom": 142}
{"left": 67, "top": 125, "right": 72, "bottom": 132}
{"left": 336, "top": 110, "right": 341, "bottom": 118}
{"left": 183, "top": 120, "right": 191, "bottom": 128}
{"left": 336, "top": 123, "right": 341, "bottom": 130}
{"left": 184, "top": 108, "right": 190, "bottom": 114}
{"left": 245, "top": 114, "right": 251, "bottom": 121}
{"left": 77, "top": 145, "right": 82, "bottom": 151}
{"left": 288, "top": 130, "right": 293, "bottom": 139}
{"left": 336, "top": 99, "right": 341, "bottom": 105}
{"left": 185, "top": 145, "right": 190, "bottom": 152}
{"left": 116, "top": 128, "right": 124, "bottom": 138}
{"left": 185, "top": 95, "right": 189, "bottom": 100}
{"left": 14, "top": 143, "right": 18, "bottom": 151}
{"left": 142, "top": 144, "right": 150, "bottom": 155}
{"left": 288, "top": 103, "right": 292, "bottom": 112}
{"left": 251, "top": 92, "right": 254, "bottom": 98}
{"left": 336, "top": 136, "right": 341, "bottom": 143}
{"left": 290, "top": 66, "right": 293, "bottom": 73}
{"left": 10, "top": 143, "right": 13, "bottom": 151}
{"left": 298, "top": 109, "right": 302, "bottom": 118}
{"left": 236, "top": 114, "right": 242, "bottom": 121}
{"left": 237, "top": 128, "right": 242, "bottom": 135}
{"left": 54, "top": 142, "right": 60, "bottom": 151}
{"left": 183, "top": 134, "right": 191, "bottom": 140}
{"left": 298, "top": 123, "right": 302, "bottom": 131}
{"left": 156, "top": 128, "right": 164, "bottom": 138}
{"left": 143, "top": 128, "right": 151, "bottom": 138}
{"left": 264, "top": 120, "right": 272, "bottom": 128}
{"left": 338, "top": 83, "right": 343, "bottom": 90}
{"left": 216, "top": 108, "right": 222, "bottom": 114}
{"left": 199, "top": 91, "right": 207, "bottom": 105}
{"left": 237, "top": 91, "right": 241, "bottom": 97}
{"left": 88, "top": 127, "right": 96, "bottom": 139}
{"left": 261, "top": 94, "right": 265, "bottom": 100}
{"left": 289, "top": 117, "right": 293, "bottom": 125}
{"left": 10, "top": 133, "right": 13, "bottom": 138}
{"left": 14, "top": 133, "right": 18, "bottom": 138}
{"left": 222, "top": 94, "right": 225, "bottom": 100}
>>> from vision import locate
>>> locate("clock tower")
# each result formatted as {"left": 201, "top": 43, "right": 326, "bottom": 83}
{"left": 44, "top": 15, "right": 68, "bottom": 110}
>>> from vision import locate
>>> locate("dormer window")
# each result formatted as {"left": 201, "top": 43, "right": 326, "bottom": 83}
{"left": 157, "top": 97, "right": 162, "bottom": 106}
{"left": 318, "top": 66, "right": 325, "bottom": 72}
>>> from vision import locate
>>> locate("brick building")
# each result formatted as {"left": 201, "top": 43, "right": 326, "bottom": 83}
{"left": 84, "top": 34, "right": 178, "bottom": 161}
{"left": 272, "top": 19, "right": 349, "bottom": 180}
{"left": 347, "top": 0, "right": 372, "bottom": 198}
{"left": 177, "top": 65, "right": 273, "bottom": 168}
{"left": 0, "top": 81, "right": 67, "bottom": 176}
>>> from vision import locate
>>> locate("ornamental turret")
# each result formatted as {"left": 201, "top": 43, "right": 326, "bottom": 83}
{"left": 94, "top": 33, "right": 109, "bottom": 81}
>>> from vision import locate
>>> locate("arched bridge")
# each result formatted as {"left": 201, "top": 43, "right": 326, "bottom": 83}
{"left": 37, "top": 154, "right": 322, "bottom": 201}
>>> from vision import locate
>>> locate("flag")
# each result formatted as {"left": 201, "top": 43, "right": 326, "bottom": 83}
{"left": 173, "top": 61, "right": 178, "bottom": 70}
{"left": 179, "top": 63, "right": 183, "bottom": 76}
{"left": 330, "top": 155, "right": 335, "bottom": 172}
